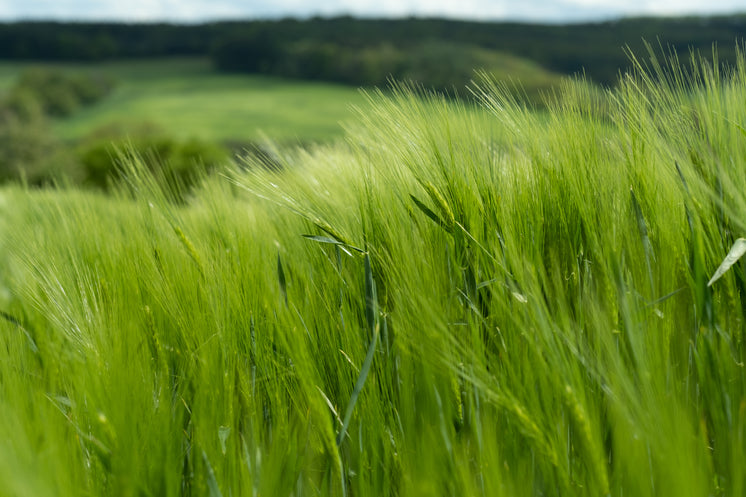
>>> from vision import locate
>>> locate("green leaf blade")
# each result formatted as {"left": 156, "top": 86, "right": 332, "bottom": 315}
{"left": 708, "top": 238, "right": 746, "bottom": 287}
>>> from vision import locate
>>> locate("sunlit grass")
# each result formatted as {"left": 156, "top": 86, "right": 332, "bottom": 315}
{"left": 2, "top": 48, "right": 746, "bottom": 496}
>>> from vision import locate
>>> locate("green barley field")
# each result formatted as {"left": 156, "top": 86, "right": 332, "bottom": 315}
{"left": 2, "top": 49, "right": 746, "bottom": 496}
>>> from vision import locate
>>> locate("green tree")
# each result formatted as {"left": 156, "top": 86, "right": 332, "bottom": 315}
{"left": 212, "top": 29, "right": 282, "bottom": 73}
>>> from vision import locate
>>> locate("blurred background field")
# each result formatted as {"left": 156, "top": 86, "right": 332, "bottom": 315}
{"left": 0, "top": 22, "right": 580, "bottom": 188}
{"left": 0, "top": 16, "right": 744, "bottom": 191}
{"left": 40, "top": 58, "right": 372, "bottom": 143}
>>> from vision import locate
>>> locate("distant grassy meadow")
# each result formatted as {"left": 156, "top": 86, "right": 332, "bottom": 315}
{"left": 0, "top": 57, "right": 374, "bottom": 143}
{"left": 54, "top": 58, "right": 374, "bottom": 143}
{"left": 3, "top": 48, "right": 746, "bottom": 496}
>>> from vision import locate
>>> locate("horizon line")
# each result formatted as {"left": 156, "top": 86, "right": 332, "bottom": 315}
{"left": 1, "top": 10, "right": 746, "bottom": 27}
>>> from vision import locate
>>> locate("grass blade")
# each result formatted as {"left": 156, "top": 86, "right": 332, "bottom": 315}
{"left": 410, "top": 194, "right": 454, "bottom": 234}
{"left": 421, "top": 181, "right": 455, "bottom": 232}
{"left": 648, "top": 286, "right": 686, "bottom": 306}
{"left": 202, "top": 449, "right": 224, "bottom": 497}
{"left": 337, "top": 326, "right": 378, "bottom": 446}
{"left": 0, "top": 309, "right": 22, "bottom": 327}
{"left": 708, "top": 238, "right": 746, "bottom": 287}
{"left": 364, "top": 254, "right": 377, "bottom": 334}
{"left": 0, "top": 310, "right": 38, "bottom": 353}
{"left": 277, "top": 252, "right": 288, "bottom": 306}
{"left": 630, "top": 188, "right": 655, "bottom": 296}
{"left": 317, "top": 386, "right": 343, "bottom": 428}
{"left": 301, "top": 234, "right": 365, "bottom": 253}
{"left": 675, "top": 161, "right": 695, "bottom": 234}
{"left": 337, "top": 254, "right": 379, "bottom": 446}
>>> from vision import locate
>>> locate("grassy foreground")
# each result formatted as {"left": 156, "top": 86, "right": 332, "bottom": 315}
{"left": 2, "top": 50, "right": 746, "bottom": 496}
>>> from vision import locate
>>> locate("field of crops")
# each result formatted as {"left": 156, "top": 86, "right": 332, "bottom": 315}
{"left": 1, "top": 50, "right": 746, "bottom": 496}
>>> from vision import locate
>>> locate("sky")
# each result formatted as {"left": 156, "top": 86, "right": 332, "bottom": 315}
{"left": 0, "top": 0, "right": 745, "bottom": 23}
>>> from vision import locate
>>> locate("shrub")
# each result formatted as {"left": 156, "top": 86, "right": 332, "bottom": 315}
{"left": 77, "top": 124, "right": 230, "bottom": 196}
{"left": 0, "top": 87, "right": 44, "bottom": 123}
{"left": 14, "top": 68, "right": 114, "bottom": 117}
{"left": 0, "top": 113, "right": 77, "bottom": 185}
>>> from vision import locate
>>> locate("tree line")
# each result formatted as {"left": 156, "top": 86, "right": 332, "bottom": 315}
{"left": 1, "top": 16, "right": 745, "bottom": 85}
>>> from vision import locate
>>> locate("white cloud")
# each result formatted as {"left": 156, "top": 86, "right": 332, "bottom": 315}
{"left": 0, "top": 0, "right": 744, "bottom": 22}
{"left": 562, "top": 0, "right": 745, "bottom": 15}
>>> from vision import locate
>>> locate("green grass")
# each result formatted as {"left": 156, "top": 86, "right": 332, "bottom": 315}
{"left": 0, "top": 58, "right": 373, "bottom": 143}
{"left": 2, "top": 49, "right": 746, "bottom": 496}
{"left": 0, "top": 64, "right": 22, "bottom": 92}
